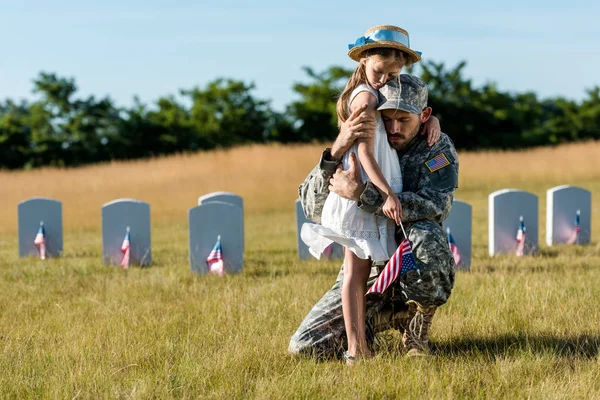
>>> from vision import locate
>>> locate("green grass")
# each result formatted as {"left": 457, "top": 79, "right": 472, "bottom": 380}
{"left": 2, "top": 141, "right": 600, "bottom": 398}
{"left": 2, "top": 206, "right": 600, "bottom": 399}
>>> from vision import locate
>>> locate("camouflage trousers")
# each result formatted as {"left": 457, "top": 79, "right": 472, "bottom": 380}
{"left": 288, "top": 220, "right": 456, "bottom": 358}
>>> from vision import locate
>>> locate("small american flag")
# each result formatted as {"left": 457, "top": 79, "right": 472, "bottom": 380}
{"left": 207, "top": 235, "right": 225, "bottom": 276}
{"left": 447, "top": 227, "right": 461, "bottom": 266}
{"left": 567, "top": 209, "right": 581, "bottom": 245}
{"left": 366, "top": 238, "right": 420, "bottom": 295}
{"left": 33, "top": 222, "right": 46, "bottom": 260}
{"left": 516, "top": 216, "right": 526, "bottom": 257}
{"left": 120, "top": 227, "right": 131, "bottom": 269}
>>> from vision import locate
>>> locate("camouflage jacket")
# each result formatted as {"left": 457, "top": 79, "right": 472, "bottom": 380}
{"left": 299, "top": 132, "right": 459, "bottom": 306}
{"left": 299, "top": 132, "right": 459, "bottom": 228}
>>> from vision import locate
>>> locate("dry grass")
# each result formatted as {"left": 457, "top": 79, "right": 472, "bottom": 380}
{"left": 1, "top": 141, "right": 600, "bottom": 398}
{"left": 2, "top": 140, "right": 599, "bottom": 232}
{"left": 0, "top": 144, "right": 320, "bottom": 232}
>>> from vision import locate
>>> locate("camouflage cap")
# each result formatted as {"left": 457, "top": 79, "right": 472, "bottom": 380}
{"left": 378, "top": 74, "right": 428, "bottom": 115}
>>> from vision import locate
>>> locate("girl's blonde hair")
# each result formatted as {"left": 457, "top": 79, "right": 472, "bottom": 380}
{"left": 336, "top": 48, "right": 411, "bottom": 125}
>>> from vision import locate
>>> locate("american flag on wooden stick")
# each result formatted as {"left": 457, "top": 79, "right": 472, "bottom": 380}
{"left": 567, "top": 210, "right": 581, "bottom": 245}
{"left": 516, "top": 216, "right": 526, "bottom": 257}
{"left": 207, "top": 235, "right": 226, "bottom": 276}
{"left": 33, "top": 221, "right": 46, "bottom": 260}
{"left": 120, "top": 227, "right": 131, "bottom": 269}
{"left": 366, "top": 238, "right": 420, "bottom": 295}
{"left": 447, "top": 227, "right": 461, "bottom": 266}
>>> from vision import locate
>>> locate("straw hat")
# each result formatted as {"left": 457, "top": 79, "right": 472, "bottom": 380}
{"left": 347, "top": 25, "right": 422, "bottom": 64}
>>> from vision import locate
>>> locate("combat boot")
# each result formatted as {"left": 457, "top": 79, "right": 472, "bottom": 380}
{"left": 402, "top": 300, "right": 437, "bottom": 357}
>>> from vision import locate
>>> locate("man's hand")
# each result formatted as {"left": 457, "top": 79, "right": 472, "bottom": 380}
{"left": 329, "top": 153, "right": 365, "bottom": 201}
{"left": 330, "top": 104, "right": 375, "bottom": 159}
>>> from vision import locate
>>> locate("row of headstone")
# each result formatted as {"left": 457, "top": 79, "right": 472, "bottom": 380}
{"left": 18, "top": 197, "right": 153, "bottom": 266}
{"left": 489, "top": 185, "right": 591, "bottom": 256}
{"left": 16, "top": 185, "right": 593, "bottom": 271}
{"left": 444, "top": 185, "right": 591, "bottom": 261}
{"left": 441, "top": 185, "right": 591, "bottom": 261}
{"left": 295, "top": 185, "right": 592, "bottom": 268}
{"left": 294, "top": 197, "right": 471, "bottom": 267}
{"left": 17, "top": 192, "right": 245, "bottom": 275}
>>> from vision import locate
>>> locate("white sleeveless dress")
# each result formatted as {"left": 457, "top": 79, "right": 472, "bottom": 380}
{"left": 301, "top": 84, "right": 402, "bottom": 262}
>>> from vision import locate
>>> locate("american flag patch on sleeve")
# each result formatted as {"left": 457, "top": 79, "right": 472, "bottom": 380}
{"left": 425, "top": 153, "right": 451, "bottom": 172}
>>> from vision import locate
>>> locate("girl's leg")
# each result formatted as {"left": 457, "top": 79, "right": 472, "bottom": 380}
{"left": 342, "top": 247, "right": 373, "bottom": 360}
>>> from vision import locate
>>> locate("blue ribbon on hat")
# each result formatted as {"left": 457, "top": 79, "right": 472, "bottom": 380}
{"left": 348, "top": 29, "right": 422, "bottom": 56}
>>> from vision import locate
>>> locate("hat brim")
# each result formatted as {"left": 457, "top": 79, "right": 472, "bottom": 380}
{"left": 377, "top": 100, "right": 421, "bottom": 115}
{"left": 347, "top": 41, "right": 422, "bottom": 64}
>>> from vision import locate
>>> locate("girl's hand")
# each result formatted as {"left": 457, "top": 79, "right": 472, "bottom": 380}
{"left": 422, "top": 116, "right": 441, "bottom": 147}
{"left": 382, "top": 194, "right": 402, "bottom": 225}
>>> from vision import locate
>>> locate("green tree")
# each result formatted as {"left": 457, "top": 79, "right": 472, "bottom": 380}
{"left": 578, "top": 87, "right": 600, "bottom": 140}
{"left": 286, "top": 66, "right": 352, "bottom": 142}
{"left": 28, "top": 72, "right": 122, "bottom": 166}
{"left": 0, "top": 100, "right": 31, "bottom": 169}
{"left": 183, "top": 79, "right": 272, "bottom": 148}
{"left": 2, "top": 63, "right": 600, "bottom": 169}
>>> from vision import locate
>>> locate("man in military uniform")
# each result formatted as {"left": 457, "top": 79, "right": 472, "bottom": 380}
{"left": 289, "top": 75, "right": 459, "bottom": 358}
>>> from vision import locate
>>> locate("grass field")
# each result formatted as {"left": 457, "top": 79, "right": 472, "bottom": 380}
{"left": 1, "top": 142, "right": 600, "bottom": 398}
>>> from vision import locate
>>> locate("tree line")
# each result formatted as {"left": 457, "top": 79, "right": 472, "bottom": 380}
{"left": 1, "top": 61, "right": 599, "bottom": 169}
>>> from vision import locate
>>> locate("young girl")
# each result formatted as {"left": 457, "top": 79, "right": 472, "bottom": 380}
{"left": 301, "top": 25, "right": 440, "bottom": 364}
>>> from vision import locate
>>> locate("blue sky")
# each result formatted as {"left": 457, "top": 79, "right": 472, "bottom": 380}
{"left": 1, "top": 0, "right": 599, "bottom": 111}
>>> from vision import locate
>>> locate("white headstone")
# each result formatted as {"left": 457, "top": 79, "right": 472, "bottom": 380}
{"left": 546, "top": 185, "right": 591, "bottom": 245}
{"left": 489, "top": 189, "right": 538, "bottom": 256}
{"left": 295, "top": 199, "right": 343, "bottom": 261}
{"left": 102, "top": 199, "right": 152, "bottom": 266}
{"left": 189, "top": 202, "right": 244, "bottom": 274}
{"left": 198, "top": 192, "right": 244, "bottom": 251}
{"left": 18, "top": 197, "right": 63, "bottom": 258}
{"left": 443, "top": 199, "right": 472, "bottom": 269}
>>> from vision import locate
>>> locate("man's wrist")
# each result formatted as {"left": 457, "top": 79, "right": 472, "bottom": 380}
{"left": 320, "top": 148, "right": 341, "bottom": 173}
{"left": 353, "top": 182, "right": 366, "bottom": 201}
{"left": 329, "top": 144, "right": 345, "bottom": 161}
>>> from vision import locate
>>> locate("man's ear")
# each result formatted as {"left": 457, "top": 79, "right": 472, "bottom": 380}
{"left": 420, "top": 107, "right": 433, "bottom": 123}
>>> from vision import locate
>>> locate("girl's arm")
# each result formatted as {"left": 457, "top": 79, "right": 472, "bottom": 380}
{"left": 422, "top": 115, "right": 441, "bottom": 146}
{"left": 356, "top": 114, "right": 391, "bottom": 197}
{"left": 350, "top": 92, "right": 402, "bottom": 224}
{"left": 350, "top": 92, "right": 391, "bottom": 194}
